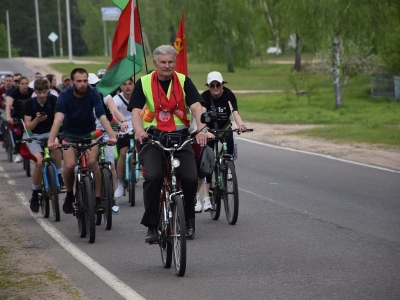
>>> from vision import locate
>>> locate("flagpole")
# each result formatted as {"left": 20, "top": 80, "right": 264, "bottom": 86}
{"left": 136, "top": 0, "right": 148, "bottom": 75}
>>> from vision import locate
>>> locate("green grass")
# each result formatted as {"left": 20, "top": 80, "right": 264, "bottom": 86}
{"left": 49, "top": 58, "right": 400, "bottom": 146}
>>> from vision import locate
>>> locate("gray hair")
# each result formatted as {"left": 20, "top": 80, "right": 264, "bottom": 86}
{"left": 153, "top": 45, "right": 177, "bottom": 62}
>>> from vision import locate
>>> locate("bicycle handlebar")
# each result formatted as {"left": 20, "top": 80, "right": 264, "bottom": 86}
{"left": 144, "top": 134, "right": 194, "bottom": 153}
{"left": 209, "top": 128, "right": 253, "bottom": 135}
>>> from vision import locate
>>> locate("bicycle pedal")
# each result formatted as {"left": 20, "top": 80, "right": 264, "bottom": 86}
{"left": 148, "top": 240, "right": 159, "bottom": 245}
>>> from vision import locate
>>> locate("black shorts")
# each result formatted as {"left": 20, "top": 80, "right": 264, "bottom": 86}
{"left": 117, "top": 134, "right": 131, "bottom": 151}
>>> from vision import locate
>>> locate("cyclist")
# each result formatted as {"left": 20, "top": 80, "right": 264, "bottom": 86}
{"left": 89, "top": 72, "right": 128, "bottom": 215}
{"left": 198, "top": 71, "right": 247, "bottom": 212}
{"left": 0, "top": 75, "right": 13, "bottom": 142}
{"left": 128, "top": 45, "right": 207, "bottom": 243}
{"left": 112, "top": 78, "right": 135, "bottom": 199}
{"left": 47, "top": 68, "right": 117, "bottom": 215}
{"left": 6, "top": 73, "right": 21, "bottom": 96}
{"left": 23, "top": 78, "right": 65, "bottom": 212}
{"left": 5, "top": 76, "right": 34, "bottom": 163}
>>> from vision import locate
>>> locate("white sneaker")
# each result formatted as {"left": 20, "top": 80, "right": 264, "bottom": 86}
{"left": 194, "top": 194, "right": 202, "bottom": 213}
{"left": 14, "top": 154, "right": 23, "bottom": 163}
{"left": 114, "top": 184, "right": 124, "bottom": 198}
{"left": 111, "top": 199, "right": 120, "bottom": 215}
{"left": 227, "top": 169, "right": 232, "bottom": 180}
{"left": 203, "top": 197, "right": 212, "bottom": 212}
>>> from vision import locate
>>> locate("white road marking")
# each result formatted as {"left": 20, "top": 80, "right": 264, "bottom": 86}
{"left": 237, "top": 137, "right": 400, "bottom": 174}
{"left": 15, "top": 191, "right": 145, "bottom": 300}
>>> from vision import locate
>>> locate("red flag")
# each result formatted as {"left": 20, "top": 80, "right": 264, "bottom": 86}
{"left": 173, "top": 14, "right": 188, "bottom": 76}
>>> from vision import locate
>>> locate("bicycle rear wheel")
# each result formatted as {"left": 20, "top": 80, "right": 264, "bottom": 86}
{"left": 6, "top": 131, "right": 12, "bottom": 162}
{"left": 47, "top": 165, "right": 60, "bottom": 222}
{"left": 101, "top": 168, "right": 113, "bottom": 230}
{"left": 210, "top": 168, "right": 221, "bottom": 220}
{"left": 129, "top": 155, "right": 136, "bottom": 206}
{"left": 159, "top": 202, "right": 172, "bottom": 268}
{"left": 24, "top": 159, "right": 31, "bottom": 177}
{"left": 82, "top": 176, "right": 96, "bottom": 243}
{"left": 171, "top": 195, "right": 186, "bottom": 277}
{"left": 223, "top": 161, "right": 239, "bottom": 225}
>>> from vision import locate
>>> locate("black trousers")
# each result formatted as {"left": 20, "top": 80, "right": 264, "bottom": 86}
{"left": 139, "top": 143, "right": 197, "bottom": 227}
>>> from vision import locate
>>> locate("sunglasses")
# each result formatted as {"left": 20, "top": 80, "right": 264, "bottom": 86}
{"left": 14, "top": 80, "right": 19, "bottom": 83}
{"left": 209, "top": 83, "right": 222, "bottom": 89}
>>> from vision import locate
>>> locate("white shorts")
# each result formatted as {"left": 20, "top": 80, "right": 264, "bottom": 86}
{"left": 23, "top": 132, "right": 50, "bottom": 155}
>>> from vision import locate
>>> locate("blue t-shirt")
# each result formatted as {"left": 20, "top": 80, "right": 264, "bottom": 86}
{"left": 55, "top": 86, "right": 105, "bottom": 135}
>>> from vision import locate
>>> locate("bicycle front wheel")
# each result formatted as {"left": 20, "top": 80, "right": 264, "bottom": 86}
{"left": 101, "top": 168, "right": 113, "bottom": 230}
{"left": 223, "top": 161, "right": 239, "bottom": 225}
{"left": 171, "top": 195, "right": 186, "bottom": 277}
{"left": 47, "top": 165, "right": 60, "bottom": 222}
{"left": 40, "top": 177, "right": 50, "bottom": 218}
{"left": 82, "top": 176, "right": 96, "bottom": 243}
{"left": 210, "top": 168, "right": 221, "bottom": 220}
{"left": 159, "top": 202, "right": 172, "bottom": 268}
{"left": 128, "top": 155, "right": 136, "bottom": 206}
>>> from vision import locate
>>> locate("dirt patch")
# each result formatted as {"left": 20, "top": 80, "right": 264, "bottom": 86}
{"left": 243, "top": 122, "right": 400, "bottom": 170}
{"left": 0, "top": 187, "right": 84, "bottom": 299}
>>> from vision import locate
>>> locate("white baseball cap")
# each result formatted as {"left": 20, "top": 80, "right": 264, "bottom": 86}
{"left": 88, "top": 73, "right": 100, "bottom": 85}
{"left": 206, "top": 71, "right": 227, "bottom": 85}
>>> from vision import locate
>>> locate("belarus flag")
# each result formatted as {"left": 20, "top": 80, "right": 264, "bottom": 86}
{"left": 97, "top": 0, "right": 142, "bottom": 96}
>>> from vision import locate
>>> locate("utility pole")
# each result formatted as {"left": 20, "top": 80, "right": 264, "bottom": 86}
{"left": 34, "top": 0, "right": 42, "bottom": 58}
{"left": 6, "top": 10, "right": 11, "bottom": 59}
{"left": 57, "top": 0, "right": 63, "bottom": 57}
{"left": 66, "top": 0, "right": 73, "bottom": 63}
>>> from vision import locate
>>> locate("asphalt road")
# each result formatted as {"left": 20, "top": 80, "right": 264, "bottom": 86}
{"left": 1, "top": 137, "right": 399, "bottom": 300}
{"left": 0, "top": 58, "right": 36, "bottom": 77}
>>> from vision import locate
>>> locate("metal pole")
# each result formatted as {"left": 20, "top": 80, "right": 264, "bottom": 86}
{"left": 53, "top": 42, "right": 56, "bottom": 57}
{"left": 57, "top": 0, "right": 63, "bottom": 57}
{"left": 66, "top": 0, "right": 73, "bottom": 63}
{"left": 6, "top": 10, "right": 11, "bottom": 59}
{"left": 103, "top": 21, "right": 108, "bottom": 56}
{"left": 34, "top": 0, "right": 42, "bottom": 58}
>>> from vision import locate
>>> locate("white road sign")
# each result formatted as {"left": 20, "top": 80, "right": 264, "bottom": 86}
{"left": 48, "top": 32, "right": 58, "bottom": 42}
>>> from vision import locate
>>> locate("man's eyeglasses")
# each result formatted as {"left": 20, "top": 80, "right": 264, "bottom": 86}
{"left": 75, "top": 79, "right": 88, "bottom": 83}
{"left": 209, "top": 83, "right": 222, "bottom": 89}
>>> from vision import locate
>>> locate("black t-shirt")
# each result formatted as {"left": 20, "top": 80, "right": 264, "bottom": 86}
{"left": 6, "top": 86, "right": 16, "bottom": 96}
{"left": 127, "top": 76, "right": 203, "bottom": 111}
{"left": 201, "top": 87, "right": 238, "bottom": 129}
{"left": 24, "top": 95, "right": 58, "bottom": 134}
{"left": 9, "top": 87, "right": 34, "bottom": 118}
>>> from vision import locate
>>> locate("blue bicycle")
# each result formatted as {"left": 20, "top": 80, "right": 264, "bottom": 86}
{"left": 118, "top": 131, "right": 141, "bottom": 206}
{"left": 23, "top": 137, "right": 61, "bottom": 221}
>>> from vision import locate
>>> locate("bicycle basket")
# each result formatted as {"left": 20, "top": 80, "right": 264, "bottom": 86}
{"left": 197, "top": 145, "right": 215, "bottom": 177}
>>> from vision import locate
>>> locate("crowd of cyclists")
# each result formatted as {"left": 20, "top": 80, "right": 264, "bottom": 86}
{"left": 0, "top": 44, "right": 248, "bottom": 244}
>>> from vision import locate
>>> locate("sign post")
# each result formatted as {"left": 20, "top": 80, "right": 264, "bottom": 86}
{"left": 101, "top": 7, "right": 121, "bottom": 57}
{"left": 48, "top": 32, "right": 59, "bottom": 57}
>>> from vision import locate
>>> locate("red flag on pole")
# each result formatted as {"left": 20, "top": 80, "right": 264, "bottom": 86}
{"left": 173, "top": 14, "right": 188, "bottom": 76}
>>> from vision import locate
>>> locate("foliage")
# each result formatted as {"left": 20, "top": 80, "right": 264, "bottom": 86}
{"left": 379, "top": 24, "right": 400, "bottom": 72}
{"left": 313, "top": 41, "right": 382, "bottom": 78}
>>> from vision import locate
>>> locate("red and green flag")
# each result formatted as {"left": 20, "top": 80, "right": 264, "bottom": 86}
{"left": 97, "top": 0, "right": 142, "bottom": 96}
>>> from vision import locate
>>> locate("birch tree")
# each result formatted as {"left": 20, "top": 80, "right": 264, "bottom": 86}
{"left": 277, "top": 0, "right": 397, "bottom": 108}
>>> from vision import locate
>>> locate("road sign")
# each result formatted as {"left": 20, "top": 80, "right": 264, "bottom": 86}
{"left": 48, "top": 32, "right": 58, "bottom": 43}
{"left": 101, "top": 7, "right": 121, "bottom": 21}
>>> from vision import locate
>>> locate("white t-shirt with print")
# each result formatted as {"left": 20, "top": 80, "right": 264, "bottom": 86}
{"left": 111, "top": 93, "right": 133, "bottom": 133}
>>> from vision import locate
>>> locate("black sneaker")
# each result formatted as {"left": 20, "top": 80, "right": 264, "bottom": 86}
{"left": 30, "top": 195, "right": 39, "bottom": 213}
{"left": 58, "top": 175, "right": 66, "bottom": 193}
{"left": 63, "top": 194, "right": 74, "bottom": 214}
{"left": 185, "top": 219, "right": 193, "bottom": 238}
{"left": 95, "top": 199, "right": 106, "bottom": 214}
{"left": 145, "top": 226, "right": 158, "bottom": 243}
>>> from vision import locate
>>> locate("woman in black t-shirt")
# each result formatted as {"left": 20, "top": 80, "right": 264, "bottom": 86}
{"left": 197, "top": 71, "right": 247, "bottom": 213}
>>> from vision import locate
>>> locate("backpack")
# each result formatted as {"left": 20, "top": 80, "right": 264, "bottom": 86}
{"left": 99, "top": 93, "right": 113, "bottom": 122}
{"left": 197, "top": 145, "right": 215, "bottom": 177}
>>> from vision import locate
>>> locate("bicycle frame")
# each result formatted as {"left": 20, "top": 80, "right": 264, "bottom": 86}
{"left": 124, "top": 132, "right": 140, "bottom": 183}
{"left": 42, "top": 144, "right": 60, "bottom": 193}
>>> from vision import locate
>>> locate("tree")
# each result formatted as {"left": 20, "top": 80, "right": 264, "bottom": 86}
{"left": 168, "top": 0, "right": 268, "bottom": 72}
{"left": 277, "top": 0, "right": 398, "bottom": 108}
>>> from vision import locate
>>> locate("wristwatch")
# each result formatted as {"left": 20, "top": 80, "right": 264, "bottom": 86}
{"left": 121, "top": 120, "right": 127, "bottom": 123}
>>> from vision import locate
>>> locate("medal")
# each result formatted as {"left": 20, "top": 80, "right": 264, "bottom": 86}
{"left": 158, "top": 110, "right": 171, "bottom": 122}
